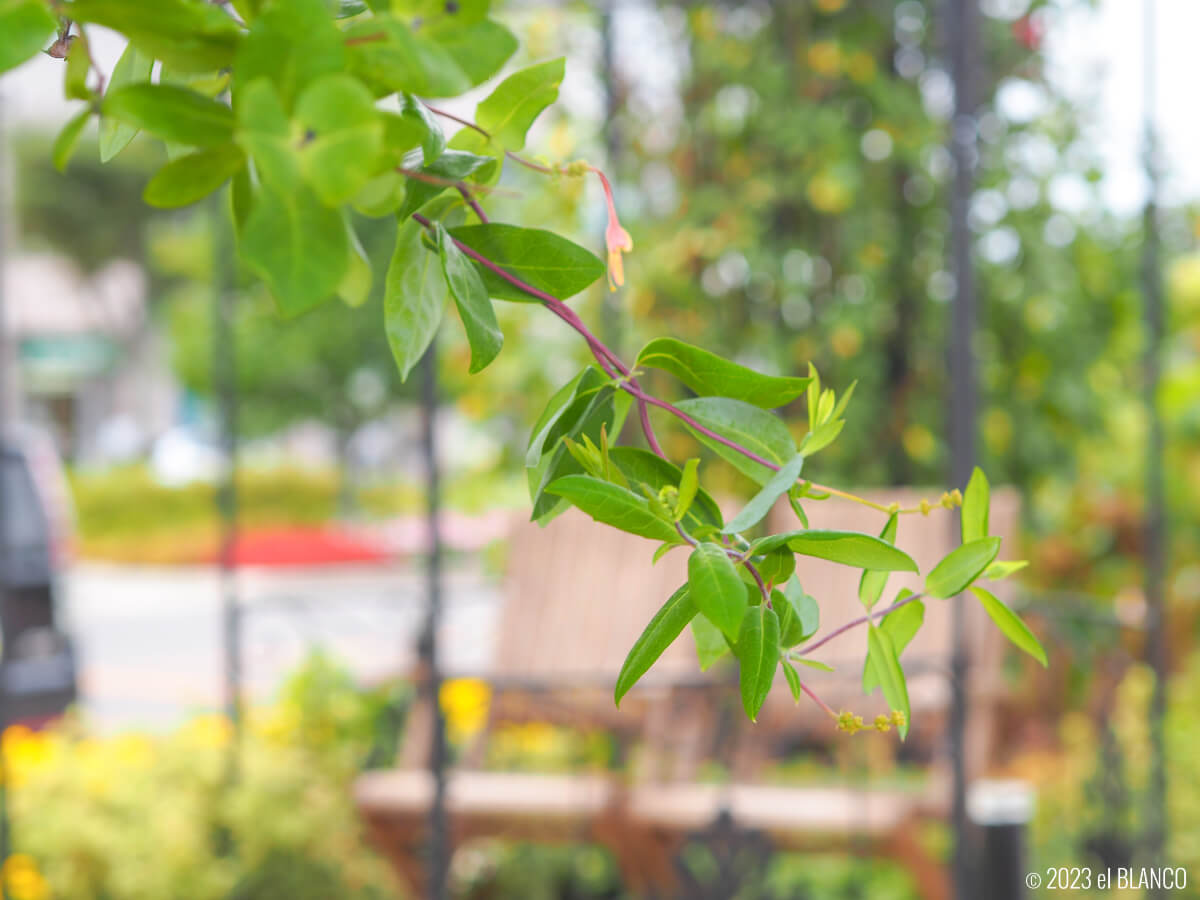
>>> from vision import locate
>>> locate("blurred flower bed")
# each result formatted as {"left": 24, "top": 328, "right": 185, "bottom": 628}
{"left": 66, "top": 465, "right": 522, "bottom": 564}
{"left": 1015, "top": 653, "right": 1200, "bottom": 898}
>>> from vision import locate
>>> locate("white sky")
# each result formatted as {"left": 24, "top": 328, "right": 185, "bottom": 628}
{"left": 1, "top": 1, "right": 1198, "bottom": 218}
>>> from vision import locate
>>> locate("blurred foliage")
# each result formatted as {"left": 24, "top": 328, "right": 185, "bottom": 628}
{"left": 7, "top": 653, "right": 407, "bottom": 900}
{"left": 67, "top": 464, "right": 523, "bottom": 563}
{"left": 1023, "top": 656, "right": 1200, "bottom": 897}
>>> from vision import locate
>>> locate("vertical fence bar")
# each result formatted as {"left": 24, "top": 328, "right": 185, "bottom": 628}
{"left": 0, "top": 92, "right": 13, "bottom": 900}
{"left": 1139, "top": 1, "right": 1169, "bottom": 893}
{"left": 418, "top": 341, "right": 449, "bottom": 900}
{"left": 945, "top": 0, "right": 980, "bottom": 895}
{"left": 210, "top": 191, "right": 242, "bottom": 774}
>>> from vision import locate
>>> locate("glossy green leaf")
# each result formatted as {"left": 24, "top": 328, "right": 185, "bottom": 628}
{"left": 351, "top": 171, "right": 407, "bottom": 217}
{"left": 436, "top": 223, "right": 502, "bottom": 373}
{"left": 384, "top": 217, "right": 447, "bottom": 380}
{"left": 754, "top": 530, "right": 918, "bottom": 572}
{"left": 635, "top": 338, "right": 811, "bottom": 409}
{"left": 240, "top": 182, "right": 347, "bottom": 318}
{"left": 474, "top": 57, "right": 564, "bottom": 151}
{"left": 345, "top": 16, "right": 474, "bottom": 98}
{"left": 606, "top": 448, "right": 723, "bottom": 534}
{"left": 782, "top": 660, "right": 803, "bottom": 703}
{"left": 755, "top": 549, "right": 794, "bottom": 587}
{"left": 863, "top": 591, "right": 924, "bottom": 692}
{"left": 866, "top": 625, "right": 910, "bottom": 738}
{"left": 793, "top": 658, "right": 834, "bottom": 672}
{"left": 925, "top": 537, "right": 1002, "bottom": 599}
{"left": 675, "top": 458, "right": 700, "bottom": 522}
{"left": 104, "top": 83, "right": 234, "bottom": 147}
{"left": 0, "top": 0, "right": 57, "bottom": 74}
{"left": 614, "top": 585, "right": 695, "bottom": 706}
{"left": 736, "top": 604, "right": 780, "bottom": 721}
{"left": 448, "top": 223, "right": 605, "bottom": 303}
{"left": 337, "top": 216, "right": 372, "bottom": 308}
{"left": 397, "top": 94, "right": 445, "bottom": 163}
{"left": 99, "top": 43, "right": 154, "bottom": 162}
{"left": 688, "top": 543, "right": 747, "bottom": 642}
{"left": 723, "top": 453, "right": 804, "bottom": 534}
{"left": 143, "top": 145, "right": 245, "bottom": 208}
{"left": 398, "top": 151, "right": 494, "bottom": 220}
{"left": 674, "top": 397, "right": 797, "bottom": 486}
{"left": 691, "top": 613, "right": 730, "bottom": 671}
{"left": 972, "top": 586, "right": 1047, "bottom": 667}
{"left": 234, "top": 79, "right": 300, "bottom": 191}
{"left": 858, "top": 513, "right": 899, "bottom": 610}
{"left": 69, "top": 0, "right": 242, "bottom": 72}
{"left": 546, "top": 475, "right": 680, "bottom": 544}
{"left": 295, "top": 73, "right": 383, "bottom": 205}
{"left": 525, "top": 367, "right": 602, "bottom": 467}
{"left": 64, "top": 33, "right": 93, "bottom": 100}
{"left": 801, "top": 418, "right": 844, "bottom": 455}
{"left": 962, "top": 466, "right": 990, "bottom": 543}
{"left": 236, "top": 0, "right": 345, "bottom": 107}
{"left": 52, "top": 110, "right": 90, "bottom": 172}
{"left": 778, "top": 578, "right": 819, "bottom": 647}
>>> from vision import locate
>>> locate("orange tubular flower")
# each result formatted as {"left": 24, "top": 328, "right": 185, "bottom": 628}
{"left": 591, "top": 166, "right": 633, "bottom": 290}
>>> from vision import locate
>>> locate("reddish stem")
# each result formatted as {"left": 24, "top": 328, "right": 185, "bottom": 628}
{"left": 794, "top": 592, "right": 926, "bottom": 657}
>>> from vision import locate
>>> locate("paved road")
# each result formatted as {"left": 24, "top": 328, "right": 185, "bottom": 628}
{"left": 60, "top": 562, "right": 501, "bottom": 731}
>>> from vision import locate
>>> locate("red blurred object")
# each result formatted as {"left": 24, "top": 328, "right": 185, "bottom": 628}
{"left": 1012, "top": 14, "right": 1043, "bottom": 51}
{"left": 211, "top": 528, "right": 391, "bottom": 567}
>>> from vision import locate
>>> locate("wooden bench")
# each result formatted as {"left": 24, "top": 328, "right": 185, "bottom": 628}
{"left": 355, "top": 489, "right": 1021, "bottom": 897}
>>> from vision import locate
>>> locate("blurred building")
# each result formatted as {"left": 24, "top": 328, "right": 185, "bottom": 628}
{"left": 1, "top": 254, "right": 173, "bottom": 462}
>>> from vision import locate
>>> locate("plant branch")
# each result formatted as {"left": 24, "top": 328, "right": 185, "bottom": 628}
{"left": 793, "top": 592, "right": 926, "bottom": 658}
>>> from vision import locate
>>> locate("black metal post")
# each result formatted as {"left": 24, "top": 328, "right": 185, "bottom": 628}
{"left": 210, "top": 191, "right": 242, "bottom": 773}
{"left": 417, "top": 341, "right": 449, "bottom": 900}
{"left": 945, "top": 0, "right": 980, "bottom": 895}
{"left": 1139, "top": 1, "right": 1169, "bottom": 892}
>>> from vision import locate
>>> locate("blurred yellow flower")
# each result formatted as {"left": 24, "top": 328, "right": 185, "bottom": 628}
{"left": 846, "top": 51, "right": 877, "bottom": 84}
{"left": 181, "top": 714, "right": 232, "bottom": 750}
{"left": 806, "top": 42, "right": 841, "bottom": 77}
{"left": 806, "top": 173, "right": 852, "bottom": 214}
{"left": 439, "top": 678, "right": 491, "bottom": 744}
{"left": 902, "top": 424, "right": 938, "bottom": 463}
{"left": 2, "top": 853, "right": 49, "bottom": 900}
{"left": 816, "top": 0, "right": 847, "bottom": 11}
{"left": 830, "top": 323, "right": 862, "bottom": 358}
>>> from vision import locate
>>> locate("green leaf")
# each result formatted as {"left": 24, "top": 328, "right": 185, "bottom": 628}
{"left": 674, "top": 397, "right": 797, "bottom": 486}
{"left": 925, "top": 537, "right": 1002, "bottom": 599}
{"left": 436, "top": 223, "right": 502, "bottom": 373}
{"left": 99, "top": 43, "right": 154, "bottom": 162}
{"left": 782, "top": 660, "right": 803, "bottom": 703}
{"left": 735, "top": 604, "right": 780, "bottom": 721}
{"left": 0, "top": 0, "right": 57, "bottom": 74}
{"left": 962, "top": 467, "right": 990, "bottom": 543}
{"left": 398, "top": 94, "right": 445, "bottom": 163}
{"left": 344, "top": 15, "right": 472, "bottom": 98}
{"left": 866, "top": 625, "right": 910, "bottom": 739}
{"left": 525, "top": 367, "right": 600, "bottom": 466}
{"left": 104, "top": 83, "right": 234, "bottom": 147}
{"left": 723, "top": 453, "right": 804, "bottom": 534}
{"left": 398, "top": 150, "right": 494, "bottom": 220}
{"left": 801, "top": 418, "right": 844, "bottom": 456}
{"left": 675, "top": 458, "right": 700, "bottom": 522}
{"left": 754, "top": 530, "right": 918, "bottom": 572}
{"left": 606, "top": 449, "right": 723, "bottom": 534}
{"left": 546, "top": 475, "right": 681, "bottom": 544}
{"left": 971, "top": 587, "right": 1047, "bottom": 667}
{"left": 754, "top": 549, "right": 794, "bottom": 587}
{"left": 449, "top": 223, "right": 605, "bottom": 303}
{"left": 614, "top": 585, "right": 695, "bottom": 705}
{"left": 236, "top": 0, "right": 345, "bottom": 108}
{"left": 474, "top": 57, "right": 564, "bottom": 151}
{"left": 688, "top": 543, "right": 747, "bottom": 642}
{"left": 64, "top": 32, "right": 93, "bottom": 100}
{"left": 635, "top": 338, "right": 811, "bottom": 409}
{"left": 531, "top": 383, "right": 631, "bottom": 521}
{"left": 337, "top": 215, "right": 372, "bottom": 308}
{"left": 777, "top": 578, "right": 819, "bottom": 647}
{"left": 863, "top": 591, "right": 924, "bottom": 692}
{"left": 52, "top": 110, "right": 90, "bottom": 172}
{"left": 429, "top": 19, "right": 517, "bottom": 87}
{"left": 234, "top": 78, "right": 300, "bottom": 191}
{"left": 384, "top": 217, "right": 447, "bottom": 380}
{"left": 986, "top": 559, "right": 1029, "bottom": 581}
{"left": 240, "top": 182, "right": 348, "bottom": 318}
{"left": 691, "top": 613, "right": 730, "bottom": 671}
{"left": 858, "top": 513, "right": 899, "bottom": 610}
{"left": 793, "top": 658, "right": 834, "bottom": 672}
{"left": 351, "top": 171, "right": 406, "bottom": 218}
{"left": 142, "top": 145, "right": 245, "bottom": 208}
{"left": 68, "top": 0, "right": 242, "bottom": 72}
{"left": 295, "top": 73, "right": 383, "bottom": 205}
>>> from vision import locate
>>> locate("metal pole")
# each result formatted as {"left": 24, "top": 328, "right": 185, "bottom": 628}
{"left": 945, "top": 0, "right": 980, "bottom": 895}
{"left": 1139, "top": 0, "right": 1169, "bottom": 891}
{"left": 210, "top": 191, "right": 241, "bottom": 772}
{"left": 417, "top": 341, "right": 449, "bottom": 900}
{"left": 0, "top": 90, "right": 14, "bottom": 899}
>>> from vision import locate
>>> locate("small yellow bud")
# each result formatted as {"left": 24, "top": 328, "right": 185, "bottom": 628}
{"left": 874, "top": 715, "right": 892, "bottom": 732}
{"left": 564, "top": 158, "right": 591, "bottom": 177}
{"left": 836, "top": 710, "right": 865, "bottom": 734}
{"left": 890, "top": 710, "right": 907, "bottom": 729}
{"left": 888, "top": 502, "right": 900, "bottom": 514}
{"left": 920, "top": 499, "right": 931, "bottom": 515}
